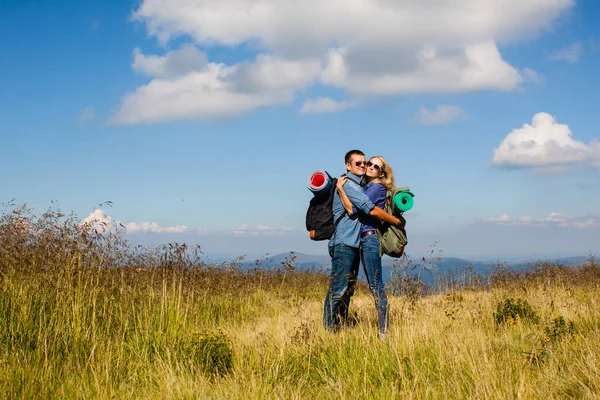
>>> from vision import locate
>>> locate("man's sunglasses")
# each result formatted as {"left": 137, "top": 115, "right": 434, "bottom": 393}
{"left": 367, "top": 161, "right": 381, "bottom": 171}
{"left": 353, "top": 161, "right": 366, "bottom": 167}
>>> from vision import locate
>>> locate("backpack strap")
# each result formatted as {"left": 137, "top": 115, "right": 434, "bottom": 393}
{"left": 333, "top": 210, "right": 347, "bottom": 229}
{"left": 329, "top": 209, "right": 347, "bottom": 243}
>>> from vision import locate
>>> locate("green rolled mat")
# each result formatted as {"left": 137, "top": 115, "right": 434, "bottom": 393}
{"left": 393, "top": 191, "right": 415, "bottom": 212}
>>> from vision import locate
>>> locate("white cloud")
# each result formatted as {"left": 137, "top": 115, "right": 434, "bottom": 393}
{"left": 591, "top": 142, "right": 600, "bottom": 168}
{"left": 489, "top": 214, "right": 510, "bottom": 223}
{"left": 232, "top": 224, "right": 293, "bottom": 236}
{"left": 111, "top": 53, "right": 321, "bottom": 124}
{"left": 81, "top": 209, "right": 112, "bottom": 232}
{"left": 80, "top": 106, "right": 95, "bottom": 123}
{"left": 132, "top": 44, "right": 208, "bottom": 78}
{"left": 487, "top": 213, "right": 600, "bottom": 228}
{"left": 132, "top": 0, "right": 573, "bottom": 51}
{"left": 126, "top": 221, "right": 188, "bottom": 233}
{"left": 81, "top": 211, "right": 294, "bottom": 236}
{"left": 492, "top": 112, "right": 600, "bottom": 171}
{"left": 521, "top": 68, "right": 544, "bottom": 84}
{"left": 334, "top": 41, "right": 523, "bottom": 95}
{"left": 551, "top": 42, "right": 584, "bottom": 63}
{"left": 299, "top": 97, "right": 354, "bottom": 115}
{"left": 82, "top": 209, "right": 110, "bottom": 223}
{"left": 414, "top": 105, "right": 468, "bottom": 126}
{"left": 319, "top": 48, "right": 347, "bottom": 86}
{"left": 111, "top": 0, "right": 574, "bottom": 123}
{"left": 81, "top": 210, "right": 188, "bottom": 234}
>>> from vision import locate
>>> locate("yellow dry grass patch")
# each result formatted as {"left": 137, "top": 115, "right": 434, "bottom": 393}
{"left": 2, "top": 201, "right": 600, "bottom": 398}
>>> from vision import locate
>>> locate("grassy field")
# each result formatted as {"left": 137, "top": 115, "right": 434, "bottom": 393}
{"left": 1, "top": 204, "right": 599, "bottom": 399}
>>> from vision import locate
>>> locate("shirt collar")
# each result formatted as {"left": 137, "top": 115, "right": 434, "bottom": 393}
{"left": 346, "top": 172, "right": 364, "bottom": 185}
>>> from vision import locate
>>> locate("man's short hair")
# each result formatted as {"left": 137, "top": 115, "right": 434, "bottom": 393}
{"left": 345, "top": 149, "right": 365, "bottom": 164}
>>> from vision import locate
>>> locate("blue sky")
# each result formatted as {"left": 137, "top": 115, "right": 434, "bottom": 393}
{"left": 2, "top": 0, "right": 600, "bottom": 260}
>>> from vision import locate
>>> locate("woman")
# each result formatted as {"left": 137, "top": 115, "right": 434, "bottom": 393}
{"left": 336, "top": 156, "right": 395, "bottom": 338}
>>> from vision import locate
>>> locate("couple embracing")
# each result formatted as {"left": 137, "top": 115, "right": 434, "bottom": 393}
{"left": 324, "top": 149, "right": 405, "bottom": 338}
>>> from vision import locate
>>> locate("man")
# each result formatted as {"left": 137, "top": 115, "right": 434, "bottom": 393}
{"left": 323, "top": 149, "right": 405, "bottom": 332}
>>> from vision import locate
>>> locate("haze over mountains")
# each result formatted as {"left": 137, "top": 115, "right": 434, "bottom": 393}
{"left": 233, "top": 252, "right": 595, "bottom": 287}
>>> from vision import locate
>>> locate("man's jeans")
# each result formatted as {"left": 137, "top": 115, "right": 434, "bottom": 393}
{"left": 323, "top": 244, "right": 360, "bottom": 331}
{"left": 360, "top": 234, "right": 389, "bottom": 334}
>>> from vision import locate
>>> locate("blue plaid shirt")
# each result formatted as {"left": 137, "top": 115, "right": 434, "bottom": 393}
{"left": 358, "top": 182, "right": 386, "bottom": 233}
{"left": 329, "top": 172, "right": 375, "bottom": 248}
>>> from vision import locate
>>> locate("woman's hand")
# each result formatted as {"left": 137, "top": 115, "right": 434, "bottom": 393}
{"left": 336, "top": 176, "right": 348, "bottom": 191}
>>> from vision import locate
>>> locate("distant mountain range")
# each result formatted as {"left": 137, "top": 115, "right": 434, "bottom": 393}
{"left": 240, "top": 252, "right": 593, "bottom": 287}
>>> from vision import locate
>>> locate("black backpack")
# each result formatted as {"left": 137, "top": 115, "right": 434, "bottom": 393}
{"left": 305, "top": 172, "right": 346, "bottom": 241}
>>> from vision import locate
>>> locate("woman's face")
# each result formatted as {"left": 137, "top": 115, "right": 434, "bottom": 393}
{"left": 366, "top": 157, "right": 384, "bottom": 180}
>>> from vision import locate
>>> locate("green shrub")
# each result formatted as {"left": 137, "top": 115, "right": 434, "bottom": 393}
{"left": 184, "top": 330, "right": 234, "bottom": 378}
{"left": 493, "top": 298, "right": 539, "bottom": 325}
{"left": 544, "top": 316, "right": 576, "bottom": 342}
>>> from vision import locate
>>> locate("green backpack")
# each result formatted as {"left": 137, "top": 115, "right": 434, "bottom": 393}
{"left": 377, "top": 186, "right": 412, "bottom": 258}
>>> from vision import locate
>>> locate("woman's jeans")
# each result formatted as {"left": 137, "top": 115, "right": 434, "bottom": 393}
{"left": 360, "top": 234, "right": 389, "bottom": 334}
{"left": 323, "top": 244, "right": 360, "bottom": 332}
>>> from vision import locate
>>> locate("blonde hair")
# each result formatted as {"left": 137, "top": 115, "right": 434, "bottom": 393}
{"left": 369, "top": 156, "right": 395, "bottom": 189}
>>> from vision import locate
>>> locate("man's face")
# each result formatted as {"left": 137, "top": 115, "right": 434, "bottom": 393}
{"left": 346, "top": 154, "right": 367, "bottom": 176}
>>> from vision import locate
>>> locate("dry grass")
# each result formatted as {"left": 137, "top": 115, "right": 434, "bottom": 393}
{"left": 1, "top": 203, "right": 599, "bottom": 399}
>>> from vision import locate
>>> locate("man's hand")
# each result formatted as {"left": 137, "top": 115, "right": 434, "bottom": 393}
{"left": 336, "top": 176, "right": 347, "bottom": 191}
{"left": 393, "top": 215, "right": 406, "bottom": 230}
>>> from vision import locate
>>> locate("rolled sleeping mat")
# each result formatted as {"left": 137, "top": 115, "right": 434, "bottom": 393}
{"left": 393, "top": 190, "right": 415, "bottom": 212}
{"left": 308, "top": 170, "right": 332, "bottom": 196}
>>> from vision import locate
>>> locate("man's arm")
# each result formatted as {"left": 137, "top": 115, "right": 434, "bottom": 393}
{"left": 367, "top": 185, "right": 406, "bottom": 228}
{"left": 343, "top": 180, "right": 375, "bottom": 215}
{"left": 336, "top": 177, "right": 355, "bottom": 215}
{"left": 370, "top": 207, "right": 406, "bottom": 229}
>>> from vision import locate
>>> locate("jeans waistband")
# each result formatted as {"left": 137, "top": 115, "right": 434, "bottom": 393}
{"left": 360, "top": 230, "right": 377, "bottom": 238}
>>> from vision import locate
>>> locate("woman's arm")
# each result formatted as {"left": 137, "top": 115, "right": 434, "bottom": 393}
{"left": 336, "top": 177, "right": 354, "bottom": 216}
{"left": 343, "top": 180, "right": 405, "bottom": 229}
